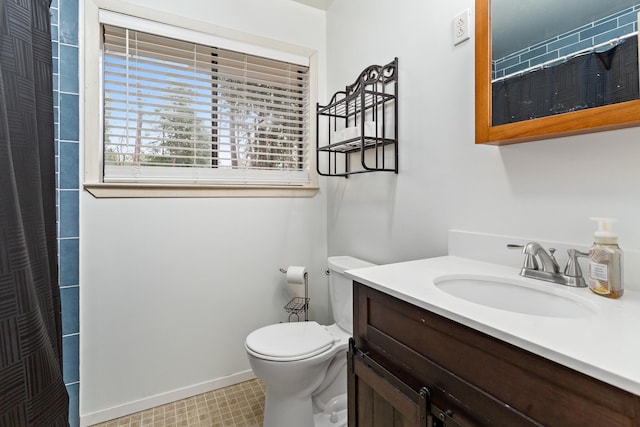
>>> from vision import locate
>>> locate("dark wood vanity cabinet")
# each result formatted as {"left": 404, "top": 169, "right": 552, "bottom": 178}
{"left": 348, "top": 282, "right": 640, "bottom": 426}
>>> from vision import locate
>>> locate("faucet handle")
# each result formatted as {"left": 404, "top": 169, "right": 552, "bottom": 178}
{"left": 507, "top": 243, "right": 538, "bottom": 270}
{"left": 564, "top": 249, "right": 589, "bottom": 278}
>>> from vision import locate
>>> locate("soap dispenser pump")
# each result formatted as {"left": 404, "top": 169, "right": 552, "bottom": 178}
{"left": 588, "top": 217, "right": 624, "bottom": 298}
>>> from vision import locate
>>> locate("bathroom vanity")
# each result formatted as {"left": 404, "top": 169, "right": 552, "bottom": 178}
{"left": 345, "top": 257, "right": 640, "bottom": 426}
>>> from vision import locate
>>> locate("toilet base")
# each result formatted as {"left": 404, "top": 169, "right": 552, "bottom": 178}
{"left": 262, "top": 391, "right": 348, "bottom": 427}
{"left": 313, "top": 393, "right": 347, "bottom": 427}
{"left": 314, "top": 409, "right": 347, "bottom": 427}
{"left": 263, "top": 390, "right": 315, "bottom": 427}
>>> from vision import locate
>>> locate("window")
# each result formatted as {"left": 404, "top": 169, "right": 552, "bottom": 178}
{"left": 90, "top": 11, "right": 317, "bottom": 195}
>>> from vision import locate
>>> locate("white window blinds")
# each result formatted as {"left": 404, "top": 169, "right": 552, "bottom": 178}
{"left": 101, "top": 24, "right": 310, "bottom": 186}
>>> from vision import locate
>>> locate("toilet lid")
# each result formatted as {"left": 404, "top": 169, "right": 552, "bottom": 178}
{"left": 245, "top": 321, "right": 336, "bottom": 361}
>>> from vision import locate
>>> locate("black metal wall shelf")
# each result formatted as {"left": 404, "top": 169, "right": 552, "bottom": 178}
{"left": 317, "top": 58, "right": 398, "bottom": 177}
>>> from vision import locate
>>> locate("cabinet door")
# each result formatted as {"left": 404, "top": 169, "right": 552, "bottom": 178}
{"left": 348, "top": 347, "right": 425, "bottom": 427}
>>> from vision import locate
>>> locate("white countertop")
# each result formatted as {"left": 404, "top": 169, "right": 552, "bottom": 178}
{"left": 345, "top": 255, "right": 640, "bottom": 396}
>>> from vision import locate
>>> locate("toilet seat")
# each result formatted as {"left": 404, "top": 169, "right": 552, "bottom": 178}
{"left": 246, "top": 321, "right": 336, "bottom": 362}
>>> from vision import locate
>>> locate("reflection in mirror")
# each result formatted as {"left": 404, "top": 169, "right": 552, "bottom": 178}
{"left": 491, "top": 0, "right": 640, "bottom": 126}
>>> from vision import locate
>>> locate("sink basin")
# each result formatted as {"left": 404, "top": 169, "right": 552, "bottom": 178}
{"left": 434, "top": 275, "right": 596, "bottom": 318}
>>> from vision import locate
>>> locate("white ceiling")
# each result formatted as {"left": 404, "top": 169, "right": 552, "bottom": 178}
{"left": 291, "top": 0, "right": 334, "bottom": 10}
{"left": 492, "top": 0, "right": 638, "bottom": 58}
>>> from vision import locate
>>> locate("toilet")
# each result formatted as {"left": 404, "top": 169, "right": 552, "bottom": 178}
{"left": 245, "top": 256, "right": 374, "bottom": 427}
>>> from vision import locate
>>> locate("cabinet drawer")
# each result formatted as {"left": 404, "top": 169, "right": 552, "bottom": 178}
{"left": 353, "top": 282, "right": 640, "bottom": 426}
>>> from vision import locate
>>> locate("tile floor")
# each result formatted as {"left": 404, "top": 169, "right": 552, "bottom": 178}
{"left": 91, "top": 379, "right": 265, "bottom": 427}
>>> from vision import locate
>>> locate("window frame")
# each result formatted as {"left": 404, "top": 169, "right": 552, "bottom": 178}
{"left": 83, "top": 1, "right": 319, "bottom": 198}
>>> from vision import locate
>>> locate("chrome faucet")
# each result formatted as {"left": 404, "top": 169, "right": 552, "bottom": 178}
{"left": 508, "top": 242, "right": 588, "bottom": 287}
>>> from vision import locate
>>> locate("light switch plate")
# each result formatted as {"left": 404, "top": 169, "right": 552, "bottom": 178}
{"left": 453, "top": 9, "right": 470, "bottom": 46}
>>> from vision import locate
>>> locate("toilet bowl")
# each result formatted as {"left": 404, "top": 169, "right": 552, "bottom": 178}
{"left": 244, "top": 256, "right": 374, "bottom": 427}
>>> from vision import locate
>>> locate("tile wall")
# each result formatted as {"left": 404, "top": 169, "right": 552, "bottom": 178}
{"left": 493, "top": 6, "right": 640, "bottom": 80}
{"left": 51, "top": 0, "right": 80, "bottom": 425}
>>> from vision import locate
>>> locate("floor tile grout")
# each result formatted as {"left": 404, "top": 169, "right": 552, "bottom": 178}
{"left": 90, "top": 379, "right": 265, "bottom": 427}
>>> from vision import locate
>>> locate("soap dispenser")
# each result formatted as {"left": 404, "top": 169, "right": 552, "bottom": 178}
{"left": 588, "top": 218, "right": 624, "bottom": 298}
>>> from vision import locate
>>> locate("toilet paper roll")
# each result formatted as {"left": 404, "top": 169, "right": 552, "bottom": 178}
{"left": 343, "top": 126, "right": 358, "bottom": 140}
{"left": 332, "top": 129, "right": 345, "bottom": 143}
{"left": 285, "top": 266, "right": 307, "bottom": 298}
{"left": 286, "top": 266, "right": 306, "bottom": 284}
{"left": 364, "top": 121, "right": 377, "bottom": 137}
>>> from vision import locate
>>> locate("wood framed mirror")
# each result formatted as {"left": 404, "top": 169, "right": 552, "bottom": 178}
{"left": 475, "top": 0, "right": 640, "bottom": 145}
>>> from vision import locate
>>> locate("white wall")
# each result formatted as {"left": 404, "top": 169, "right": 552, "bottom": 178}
{"left": 326, "top": 0, "right": 640, "bottom": 265}
{"left": 79, "top": 0, "right": 328, "bottom": 423}
{"left": 81, "top": 0, "right": 640, "bottom": 422}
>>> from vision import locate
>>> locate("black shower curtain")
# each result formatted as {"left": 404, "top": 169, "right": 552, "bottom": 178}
{"left": 493, "top": 36, "right": 640, "bottom": 126}
{"left": 0, "top": 0, "right": 69, "bottom": 425}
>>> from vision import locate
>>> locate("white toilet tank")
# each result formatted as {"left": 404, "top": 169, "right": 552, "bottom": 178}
{"left": 327, "top": 256, "right": 375, "bottom": 335}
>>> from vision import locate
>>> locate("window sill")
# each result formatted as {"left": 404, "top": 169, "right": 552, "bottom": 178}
{"left": 84, "top": 182, "right": 320, "bottom": 198}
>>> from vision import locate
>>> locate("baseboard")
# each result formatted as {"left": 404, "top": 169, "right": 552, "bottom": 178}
{"left": 80, "top": 370, "right": 256, "bottom": 427}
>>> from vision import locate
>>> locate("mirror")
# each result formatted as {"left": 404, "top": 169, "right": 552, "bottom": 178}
{"left": 476, "top": 0, "right": 640, "bottom": 145}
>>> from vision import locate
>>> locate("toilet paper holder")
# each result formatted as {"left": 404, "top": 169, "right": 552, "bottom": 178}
{"left": 280, "top": 268, "right": 309, "bottom": 322}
